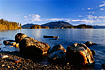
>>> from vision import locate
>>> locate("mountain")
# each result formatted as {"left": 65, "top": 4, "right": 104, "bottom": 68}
{"left": 41, "top": 21, "right": 72, "bottom": 29}
{"left": 21, "top": 23, "right": 34, "bottom": 29}
{"left": 92, "top": 25, "right": 105, "bottom": 29}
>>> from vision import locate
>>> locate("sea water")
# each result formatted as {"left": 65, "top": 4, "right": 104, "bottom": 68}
{"left": 0, "top": 29, "right": 105, "bottom": 69}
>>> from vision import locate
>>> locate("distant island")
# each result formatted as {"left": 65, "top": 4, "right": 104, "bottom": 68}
{"left": 22, "top": 21, "right": 93, "bottom": 29}
{"left": 30, "top": 25, "right": 49, "bottom": 29}
{"left": 0, "top": 19, "right": 21, "bottom": 30}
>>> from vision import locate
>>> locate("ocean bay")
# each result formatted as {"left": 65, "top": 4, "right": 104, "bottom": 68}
{"left": 0, "top": 29, "right": 105, "bottom": 69}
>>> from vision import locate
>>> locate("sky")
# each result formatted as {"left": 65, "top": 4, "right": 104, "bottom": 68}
{"left": 0, "top": 0, "right": 105, "bottom": 25}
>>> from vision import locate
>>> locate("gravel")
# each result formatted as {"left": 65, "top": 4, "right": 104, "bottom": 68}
{"left": 0, "top": 51, "right": 94, "bottom": 70}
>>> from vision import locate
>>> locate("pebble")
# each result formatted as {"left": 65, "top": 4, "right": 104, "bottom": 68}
{"left": 0, "top": 52, "right": 94, "bottom": 70}
{"left": 0, "top": 55, "right": 9, "bottom": 59}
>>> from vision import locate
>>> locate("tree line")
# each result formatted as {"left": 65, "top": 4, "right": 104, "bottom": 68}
{"left": 0, "top": 19, "right": 21, "bottom": 30}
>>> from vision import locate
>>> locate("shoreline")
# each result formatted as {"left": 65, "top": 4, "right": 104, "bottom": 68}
{"left": 0, "top": 51, "right": 94, "bottom": 70}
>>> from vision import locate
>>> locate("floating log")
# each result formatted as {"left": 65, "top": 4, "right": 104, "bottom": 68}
{"left": 43, "top": 35, "right": 59, "bottom": 38}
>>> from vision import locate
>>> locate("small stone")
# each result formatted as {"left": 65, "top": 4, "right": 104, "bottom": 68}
{"left": 10, "top": 46, "right": 13, "bottom": 47}
{"left": 1, "top": 55, "right": 9, "bottom": 59}
{"left": 8, "top": 66, "right": 10, "bottom": 69}
{"left": 2, "top": 64, "right": 5, "bottom": 67}
{"left": 67, "top": 63, "right": 69, "bottom": 66}
{"left": 15, "top": 58, "right": 21, "bottom": 63}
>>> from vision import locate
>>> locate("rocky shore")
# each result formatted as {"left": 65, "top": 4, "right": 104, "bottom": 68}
{"left": 0, "top": 33, "right": 98, "bottom": 70}
{"left": 0, "top": 51, "right": 94, "bottom": 70}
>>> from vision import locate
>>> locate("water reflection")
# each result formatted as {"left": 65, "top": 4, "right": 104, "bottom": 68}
{"left": 32, "top": 29, "right": 42, "bottom": 40}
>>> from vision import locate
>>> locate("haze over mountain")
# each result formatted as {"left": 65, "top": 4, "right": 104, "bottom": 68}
{"left": 41, "top": 21, "right": 72, "bottom": 28}
{"left": 22, "top": 21, "right": 95, "bottom": 29}
{"left": 22, "top": 21, "right": 72, "bottom": 29}
{"left": 21, "top": 23, "right": 34, "bottom": 29}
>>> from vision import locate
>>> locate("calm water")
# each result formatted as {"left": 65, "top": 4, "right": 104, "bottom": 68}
{"left": 0, "top": 29, "right": 105, "bottom": 69}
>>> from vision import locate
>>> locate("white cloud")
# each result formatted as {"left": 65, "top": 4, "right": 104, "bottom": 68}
{"left": 24, "top": 14, "right": 42, "bottom": 22}
{"left": 87, "top": 8, "right": 91, "bottom": 10}
{"left": 50, "top": 18, "right": 64, "bottom": 21}
{"left": 70, "top": 15, "right": 105, "bottom": 24}
{"left": 87, "top": 8, "right": 93, "bottom": 10}
{"left": 24, "top": 16, "right": 28, "bottom": 19}
{"left": 66, "top": 19, "right": 70, "bottom": 22}
{"left": 49, "top": 18, "right": 71, "bottom": 22}
{"left": 99, "top": 16, "right": 105, "bottom": 19}
{"left": 100, "top": 8, "right": 104, "bottom": 10}
{"left": 99, "top": 1, "right": 105, "bottom": 7}
{"left": 99, "top": 3, "right": 105, "bottom": 7}
{"left": 71, "top": 19, "right": 95, "bottom": 24}
{"left": 31, "top": 14, "right": 42, "bottom": 21}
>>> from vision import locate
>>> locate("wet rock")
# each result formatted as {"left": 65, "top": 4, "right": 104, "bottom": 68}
{"left": 15, "top": 58, "right": 21, "bottom": 63}
{"left": 10, "top": 42, "right": 16, "bottom": 46}
{"left": 48, "top": 50, "right": 66, "bottom": 64}
{"left": 15, "top": 43, "right": 19, "bottom": 48}
{"left": 0, "top": 55, "right": 9, "bottom": 59}
{"left": 91, "top": 50, "right": 95, "bottom": 55}
{"left": 10, "top": 46, "right": 13, "bottom": 47}
{"left": 19, "top": 37, "right": 50, "bottom": 56}
{"left": 15, "top": 33, "right": 28, "bottom": 43}
{"left": 102, "top": 63, "right": 105, "bottom": 68}
{"left": 3, "top": 40, "right": 15, "bottom": 45}
{"left": 50, "top": 44, "right": 66, "bottom": 53}
{"left": 3, "top": 40, "right": 10, "bottom": 45}
{"left": 66, "top": 43, "right": 94, "bottom": 66}
{"left": 84, "top": 41, "right": 97, "bottom": 46}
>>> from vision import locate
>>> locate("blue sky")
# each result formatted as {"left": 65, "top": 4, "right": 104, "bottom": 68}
{"left": 0, "top": 0, "right": 105, "bottom": 25}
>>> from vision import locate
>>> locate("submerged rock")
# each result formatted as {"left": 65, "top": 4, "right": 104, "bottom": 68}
{"left": 66, "top": 43, "right": 94, "bottom": 66}
{"left": 50, "top": 44, "right": 66, "bottom": 53}
{"left": 84, "top": 41, "right": 97, "bottom": 46}
{"left": 19, "top": 37, "right": 50, "bottom": 56}
{"left": 48, "top": 50, "right": 66, "bottom": 64}
{"left": 15, "top": 33, "right": 28, "bottom": 43}
{"left": 3, "top": 40, "right": 15, "bottom": 45}
{"left": 3, "top": 40, "right": 19, "bottom": 48}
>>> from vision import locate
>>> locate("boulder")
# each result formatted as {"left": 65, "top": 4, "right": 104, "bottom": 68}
{"left": 19, "top": 37, "right": 50, "bottom": 56}
{"left": 50, "top": 44, "right": 66, "bottom": 53}
{"left": 66, "top": 43, "right": 94, "bottom": 66}
{"left": 15, "top": 33, "right": 28, "bottom": 43}
{"left": 48, "top": 50, "right": 66, "bottom": 64}
{"left": 84, "top": 41, "right": 97, "bottom": 46}
{"left": 3, "top": 40, "right": 15, "bottom": 45}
